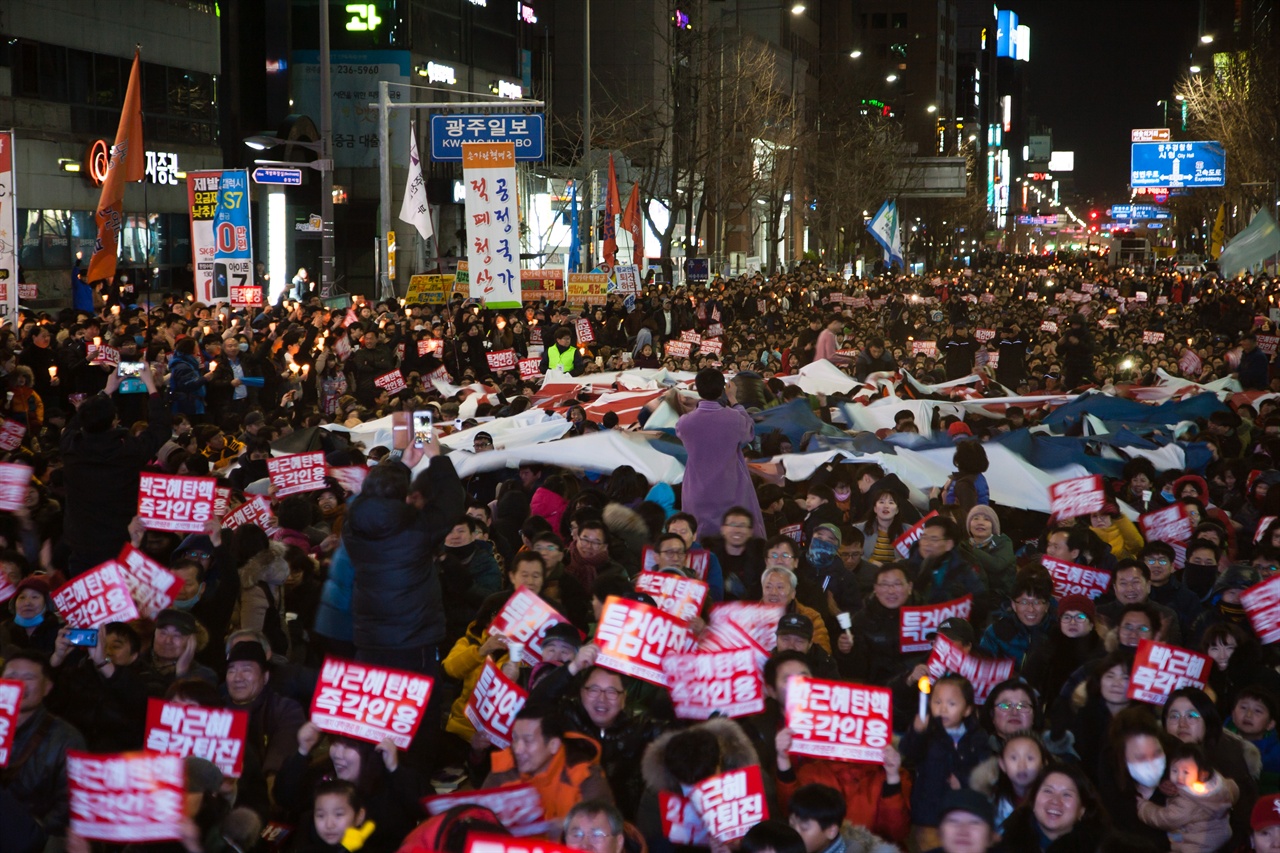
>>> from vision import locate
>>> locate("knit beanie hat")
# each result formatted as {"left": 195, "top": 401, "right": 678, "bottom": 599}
{"left": 966, "top": 504, "right": 1001, "bottom": 537}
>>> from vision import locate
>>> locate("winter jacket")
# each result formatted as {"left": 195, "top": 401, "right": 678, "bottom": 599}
{"left": 978, "top": 602, "right": 1055, "bottom": 670}
{"left": 898, "top": 714, "right": 991, "bottom": 827}
{"left": 844, "top": 598, "right": 911, "bottom": 686}
{"left": 343, "top": 456, "right": 465, "bottom": 652}
{"left": 530, "top": 487, "right": 569, "bottom": 534}
{"left": 776, "top": 758, "right": 911, "bottom": 845}
{"left": 438, "top": 540, "right": 504, "bottom": 644}
{"left": 1148, "top": 578, "right": 1206, "bottom": 642}
{"left": 959, "top": 534, "right": 1017, "bottom": 600}
{"left": 912, "top": 548, "right": 987, "bottom": 625}
{"left": 313, "top": 541, "right": 355, "bottom": 643}
{"left": 167, "top": 351, "right": 208, "bottom": 415}
{"left": 3, "top": 706, "right": 86, "bottom": 836}
{"left": 993, "top": 813, "right": 1107, "bottom": 853}
{"left": 442, "top": 625, "right": 510, "bottom": 743}
{"left": 816, "top": 824, "right": 899, "bottom": 853}
{"left": 789, "top": 598, "right": 832, "bottom": 654}
{"left": 1090, "top": 514, "right": 1145, "bottom": 561}
{"left": 1136, "top": 773, "right": 1238, "bottom": 853}
{"left": 60, "top": 390, "right": 171, "bottom": 574}
{"left": 483, "top": 731, "right": 613, "bottom": 823}
{"left": 236, "top": 540, "right": 292, "bottom": 656}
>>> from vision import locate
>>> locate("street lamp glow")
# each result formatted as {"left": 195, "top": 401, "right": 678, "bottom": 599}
{"left": 849, "top": 49, "right": 862, "bottom": 58}
{"left": 1200, "top": 34, "right": 1214, "bottom": 44}
{"left": 1190, "top": 64, "right": 1201, "bottom": 73}
{"left": 886, "top": 74, "right": 898, "bottom": 82}
{"left": 1175, "top": 94, "right": 1185, "bottom": 101}
{"left": 790, "top": 3, "right": 805, "bottom": 14}
{"left": 927, "top": 105, "right": 937, "bottom": 114}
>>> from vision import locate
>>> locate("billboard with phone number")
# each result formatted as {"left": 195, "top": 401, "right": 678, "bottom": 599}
{"left": 188, "top": 170, "right": 254, "bottom": 304}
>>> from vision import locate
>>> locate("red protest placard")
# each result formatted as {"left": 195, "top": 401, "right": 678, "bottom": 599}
{"left": 574, "top": 318, "right": 595, "bottom": 344}
{"left": 635, "top": 571, "right": 710, "bottom": 622}
{"left": 1142, "top": 331, "right": 1166, "bottom": 344}
{"left": 1042, "top": 556, "right": 1111, "bottom": 600}
{"left": 1039, "top": 321, "right": 1059, "bottom": 333}
{"left": 681, "top": 329, "right": 703, "bottom": 345}
{"left": 528, "top": 327, "right": 543, "bottom": 346}
{"left": 690, "top": 765, "right": 769, "bottom": 842}
{"left": 326, "top": 465, "right": 368, "bottom": 496}
{"left": 926, "top": 633, "right": 1014, "bottom": 703}
{"left": 1127, "top": 640, "right": 1210, "bottom": 705}
{"left": 518, "top": 358, "right": 542, "bottom": 380}
{"left": 1258, "top": 334, "right": 1280, "bottom": 356}
{"left": 1242, "top": 574, "right": 1280, "bottom": 645}
{"left": 486, "top": 586, "right": 573, "bottom": 664}
{"left": 707, "top": 323, "right": 724, "bottom": 337}
{"left": 267, "top": 451, "right": 328, "bottom": 497}
{"left": 144, "top": 698, "right": 249, "bottom": 778}
{"left": 230, "top": 285, "right": 264, "bottom": 307}
{"left": 463, "top": 659, "right": 528, "bottom": 749}
{"left": 0, "top": 679, "right": 22, "bottom": 766}
{"left": 138, "top": 473, "right": 217, "bottom": 533}
{"left": 224, "top": 494, "right": 279, "bottom": 535}
{"left": 418, "top": 338, "right": 444, "bottom": 358}
{"left": 374, "top": 369, "right": 407, "bottom": 395}
{"left": 69, "top": 751, "right": 185, "bottom": 842}
{"left": 0, "top": 571, "right": 14, "bottom": 605}
{"left": 594, "top": 596, "right": 698, "bottom": 686}
{"left": 662, "top": 649, "right": 765, "bottom": 720}
{"left": 974, "top": 329, "right": 996, "bottom": 343}
{"left": 468, "top": 833, "right": 586, "bottom": 853}
{"left": 1140, "top": 503, "right": 1193, "bottom": 545}
{"left": 486, "top": 349, "right": 518, "bottom": 372}
{"left": 0, "top": 419, "right": 27, "bottom": 451}
{"left": 214, "top": 485, "right": 231, "bottom": 520}
{"left": 0, "top": 462, "right": 31, "bottom": 511}
{"left": 426, "top": 786, "right": 550, "bottom": 837}
{"left": 894, "top": 511, "right": 939, "bottom": 559}
{"left": 700, "top": 339, "right": 723, "bottom": 356}
{"left": 1049, "top": 475, "right": 1106, "bottom": 519}
{"left": 52, "top": 561, "right": 140, "bottom": 628}
{"left": 665, "top": 340, "right": 692, "bottom": 359}
{"left": 661, "top": 790, "right": 712, "bottom": 846}
{"left": 710, "top": 602, "right": 784, "bottom": 652}
{"left": 89, "top": 345, "right": 121, "bottom": 367}
{"left": 899, "top": 595, "right": 973, "bottom": 653}
{"left": 116, "top": 545, "right": 182, "bottom": 619}
{"left": 910, "top": 340, "right": 938, "bottom": 357}
{"left": 309, "top": 657, "right": 434, "bottom": 749}
{"left": 784, "top": 676, "right": 892, "bottom": 763}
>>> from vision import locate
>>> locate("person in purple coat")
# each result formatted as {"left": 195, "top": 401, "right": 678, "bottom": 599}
{"left": 675, "top": 369, "right": 767, "bottom": 538}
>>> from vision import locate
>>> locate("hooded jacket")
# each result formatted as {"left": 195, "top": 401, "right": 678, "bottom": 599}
{"left": 484, "top": 730, "right": 613, "bottom": 823}
{"left": 1136, "top": 772, "right": 1238, "bottom": 853}
{"left": 235, "top": 540, "right": 292, "bottom": 654}
{"left": 342, "top": 457, "right": 464, "bottom": 651}
{"left": 1173, "top": 474, "right": 1238, "bottom": 557}
{"left": 530, "top": 487, "right": 569, "bottom": 534}
{"left": 776, "top": 757, "right": 911, "bottom": 845}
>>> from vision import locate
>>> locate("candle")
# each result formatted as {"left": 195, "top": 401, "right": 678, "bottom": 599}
{"left": 208, "top": 361, "right": 218, "bottom": 371}
{"left": 917, "top": 676, "right": 931, "bottom": 721}
{"left": 48, "top": 366, "right": 57, "bottom": 378}
{"left": 93, "top": 336, "right": 101, "bottom": 346}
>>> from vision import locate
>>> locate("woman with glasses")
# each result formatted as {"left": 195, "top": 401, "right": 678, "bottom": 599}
{"left": 1023, "top": 593, "right": 1104, "bottom": 713}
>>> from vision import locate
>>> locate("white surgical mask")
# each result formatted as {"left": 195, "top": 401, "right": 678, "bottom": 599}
{"left": 1127, "top": 757, "right": 1166, "bottom": 788}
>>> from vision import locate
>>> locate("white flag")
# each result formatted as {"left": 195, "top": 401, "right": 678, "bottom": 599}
{"left": 399, "top": 125, "right": 434, "bottom": 240}
{"left": 866, "top": 200, "right": 903, "bottom": 267}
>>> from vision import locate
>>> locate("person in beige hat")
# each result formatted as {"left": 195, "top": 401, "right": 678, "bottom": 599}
{"left": 960, "top": 505, "right": 1016, "bottom": 600}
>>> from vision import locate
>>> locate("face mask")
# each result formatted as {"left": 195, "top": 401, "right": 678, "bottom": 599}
{"left": 173, "top": 590, "right": 203, "bottom": 610}
{"left": 1128, "top": 757, "right": 1167, "bottom": 788}
{"left": 13, "top": 612, "right": 44, "bottom": 629}
{"left": 238, "top": 343, "right": 249, "bottom": 352}
{"left": 807, "top": 538, "right": 838, "bottom": 567}
{"left": 833, "top": 487, "right": 852, "bottom": 502}
{"left": 134, "top": 335, "right": 146, "bottom": 346}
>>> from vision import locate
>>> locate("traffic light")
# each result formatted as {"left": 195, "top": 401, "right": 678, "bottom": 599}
{"left": 1089, "top": 210, "right": 1099, "bottom": 221}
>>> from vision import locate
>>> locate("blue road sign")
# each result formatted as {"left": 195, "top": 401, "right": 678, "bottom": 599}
{"left": 1108, "top": 205, "right": 1172, "bottom": 221}
{"left": 429, "top": 114, "right": 545, "bottom": 162}
{"left": 252, "top": 167, "right": 303, "bottom": 185}
{"left": 1131, "top": 141, "right": 1225, "bottom": 188}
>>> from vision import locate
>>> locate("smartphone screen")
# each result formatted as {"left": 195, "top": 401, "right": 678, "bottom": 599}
{"left": 117, "top": 361, "right": 144, "bottom": 378}
{"left": 67, "top": 628, "right": 99, "bottom": 647}
{"left": 412, "top": 410, "right": 433, "bottom": 446}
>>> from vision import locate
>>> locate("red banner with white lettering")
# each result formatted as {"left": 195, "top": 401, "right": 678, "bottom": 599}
{"left": 635, "top": 571, "right": 710, "bottom": 622}
{"left": 518, "top": 358, "right": 542, "bottom": 380}
{"left": 1243, "top": 574, "right": 1280, "bottom": 645}
{"left": 0, "top": 679, "right": 22, "bottom": 766}
{"left": 267, "top": 451, "right": 328, "bottom": 497}
{"left": 784, "top": 676, "right": 892, "bottom": 763}
{"left": 1049, "top": 475, "right": 1106, "bottom": 519}
{"left": 0, "top": 419, "right": 25, "bottom": 451}
{"left": 709, "top": 602, "right": 784, "bottom": 652}
{"left": 1042, "top": 556, "right": 1111, "bottom": 600}
{"left": 1127, "top": 640, "right": 1209, "bottom": 705}
{"left": 899, "top": 595, "right": 972, "bottom": 653}
{"left": 116, "top": 544, "right": 183, "bottom": 619}
{"left": 69, "top": 751, "right": 185, "bottom": 842}
{"left": 327, "top": 465, "right": 368, "bottom": 496}
{"left": 894, "top": 511, "right": 939, "bottom": 559}
{"left": 486, "top": 586, "right": 573, "bottom": 664}
{"left": 463, "top": 659, "right": 527, "bottom": 749}
{"left": 137, "top": 473, "right": 217, "bottom": 532}
{"left": 144, "top": 698, "right": 249, "bottom": 778}
{"left": 690, "top": 765, "right": 769, "bottom": 842}
{"left": 0, "top": 462, "right": 31, "bottom": 511}
{"left": 426, "top": 786, "right": 550, "bottom": 837}
{"left": 486, "top": 349, "right": 518, "bottom": 372}
{"left": 594, "top": 596, "right": 698, "bottom": 686}
{"left": 699, "top": 339, "right": 723, "bottom": 356}
{"left": 1142, "top": 331, "right": 1165, "bottom": 344}
{"left": 309, "top": 657, "right": 434, "bottom": 749}
{"left": 662, "top": 649, "right": 765, "bottom": 720}
{"left": 574, "top": 318, "right": 595, "bottom": 344}
{"left": 926, "top": 633, "right": 1014, "bottom": 704}
{"left": 374, "top": 369, "right": 407, "bottom": 396}
{"left": 52, "top": 561, "right": 140, "bottom": 628}
{"left": 223, "top": 494, "right": 279, "bottom": 535}
{"left": 1140, "top": 503, "right": 1194, "bottom": 546}
{"left": 665, "top": 340, "right": 692, "bottom": 359}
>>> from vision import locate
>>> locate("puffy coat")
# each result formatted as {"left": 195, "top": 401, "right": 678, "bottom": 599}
{"left": 1089, "top": 514, "right": 1145, "bottom": 561}
{"left": 844, "top": 597, "right": 910, "bottom": 686}
{"left": 4, "top": 706, "right": 86, "bottom": 836}
{"left": 343, "top": 457, "right": 464, "bottom": 651}
{"left": 1136, "top": 773, "right": 1238, "bottom": 853}
{"left": 898, "top": 714, "right": 991, "bottom": 827}
{"left": 959, "top": 534, "right": 1017, "bottom": 600}
{"left": 236, "top": 540, "right": 292, "bottom": 655}
{"left": 483, "top": 731, "right": 613, "bottom": 823}
{"left": 313, "top": 541, "right": 355, "bottom": 643}
{"left": 442, "top": 625, "right": 510, "bottom": 743}
{"left": 438, "top": 540, "right": 504, "bottom": 644}
{"left": 776, "top": 758, "right": 911, "bottom": 845}
{"left": 978, "top": 601, "right": 1055, "bottom": 670}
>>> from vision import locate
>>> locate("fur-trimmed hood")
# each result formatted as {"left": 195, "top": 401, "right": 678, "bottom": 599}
{"left": 239, "top": 540, "right": 291, "bottom": 589}
{"left": 604, "top": 501, "right": 650, "bottom": 553}
{"left": 641, "top": 717, "right": 758, "bottom": 793}
{"left": 968, "top": 754, "right": 1001, "bottom": 796}
{"left": 838, "top": 823, "right": 899, "bottom": 853}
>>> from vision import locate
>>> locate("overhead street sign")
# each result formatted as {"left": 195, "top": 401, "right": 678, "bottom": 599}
{"left": 429, "top": 113, "right": 545, "bottom": 162}
{"left": 1016, "top": 215, "right": 1059, "bottom": 226}
{"left": 1108, "top": 205, "right": 1172, "bottom": 221}
{"left": 1131, "top": 141, "right": 1226, "bottom": 188}
{"left": 252, "top": 167, "right": 303, "bottom": 185}
{"left": 1131, "top": 128, "right": 1171, "bottom": 142}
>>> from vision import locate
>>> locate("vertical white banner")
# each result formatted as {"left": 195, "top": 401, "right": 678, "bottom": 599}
{"left": 187, "top": 170, "right": 221, "bottom": 303}
{"left": 0, "top": 131, "right": 17, "bottom": 323}
{"left": 462, "top": 142, "right": 520, "bottom": 309}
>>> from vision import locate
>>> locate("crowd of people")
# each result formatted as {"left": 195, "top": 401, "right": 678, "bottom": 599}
{"left": 6, "top": 255, "right": 1280, "bottom": 853}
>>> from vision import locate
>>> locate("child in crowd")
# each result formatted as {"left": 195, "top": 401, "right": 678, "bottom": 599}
{"left": 1137, "top": 742, "right": 1239, "bottom": 853}
{"left": 899, "top": 674, "right": 991, "bottom": 851}
{"left": 971, "top": 730, "right": 1048, "bottom": 834}
{"left": 1231, "top": 687, "right": 1280, "bottom": 794}
{"left": 786, "top": 784, "right": 900, "bottom": 853}
{"left": 311, "top": 780, "right": 376, "bottom": 853}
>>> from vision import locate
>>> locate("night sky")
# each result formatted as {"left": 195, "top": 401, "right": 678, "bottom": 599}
{"left": 1016, "top": 0, "right": 1203, "bottom": 202}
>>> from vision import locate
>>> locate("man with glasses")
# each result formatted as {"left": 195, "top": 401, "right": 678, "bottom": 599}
{"left": 978, "top": 566, "right": 1055, "bottom": 670}
{"left": 664, "top": 513, "right": 725, "bottom": 601}
{"left": 564, "top": 801, "right": 627, "bottom": 853}
{"left": 1097, "top": 559, "right": 1180, "bottom": 644}
{"left": 842, "top": 562, "right": 915, "bottom": 686}
{"left": 700, "top": 506, "right": 767, "bottom": 601}
{"left": 761, "top": 563, "right": 831, "bottom": 654}
{"left": 910, "top": 516, "right": 986, "bottom": 624}
{"left": 1141, "top": 541, "right": 1202, "bottom": 639}
{"left": 566, "top": 520, "right": 627, "bottom": 590}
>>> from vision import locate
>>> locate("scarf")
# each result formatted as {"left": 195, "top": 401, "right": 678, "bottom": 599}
{"left": 566, "top": 542, "right": 609, "bottom": 589}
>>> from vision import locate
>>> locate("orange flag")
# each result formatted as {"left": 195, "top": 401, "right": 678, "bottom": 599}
{"left": 621, "top": 182, "right": 644, "bottom": 265}
{"left": 602, "top": 153, "right": 621, "bottom": 268}
{"left": 87, "top": 49, "right": 145, "bottom": 284}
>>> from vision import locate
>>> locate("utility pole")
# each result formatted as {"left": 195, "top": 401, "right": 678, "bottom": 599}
{"left": 582, "top": 0, "right": 593, "bottom": 270}
{"left": 319, "top": 0, "right": 335, "bottom": 298}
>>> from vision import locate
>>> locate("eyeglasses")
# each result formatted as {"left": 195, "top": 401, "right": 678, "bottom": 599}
{"left": 1120, "top": 623, "right": 1153, "bottom": 634}
{"left": 1167, "top": 710, "right": 1203, "bottom": 722}
{"left": 658, "top": 548, "right": 686, "bottom": 557}
{"left": 473, "top": 440, "right": 493, "bottom": 448}
{"left": 994, "top": 701, "right": 1033, "bottom": 712}
{"left": 567, "top": 830, "right": 618, "bottom": 843}
{"left": 1060, "top": 612, "right": 1090, "bottom": 623}
{"left": 533, "top": 544, "right": 561, "bottom": 553}
{"left": 875, "top": 580, "right": 906, "bottom": 589}
{"left": 1144, "top": 557, "right": 1171, "bottom": 566}
{"left": 1013, "top": 598, "right": 1048, "bottom": 608}
{"left": 582, "top": 686, "right": 624, "bottom": 699}
{"left": 184, "top": 550, "right": 212, "bottom": 562}
{"left": 579, "top": 538, "right": 606, "bottom": 548}
{"left": 767, "top": 551, "right": 795, "bottom": 561}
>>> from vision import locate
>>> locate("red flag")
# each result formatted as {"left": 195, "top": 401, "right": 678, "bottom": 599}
{"left": 621, "top": 182, "right": 644, "bottom": 266}
{"left": 602, "top": 154, "right": 621, "bottom": 268}
{"left": 88, "top": 49, "right": 145, "bottom": 285}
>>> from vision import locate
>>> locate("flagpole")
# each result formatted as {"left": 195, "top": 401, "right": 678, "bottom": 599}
{"left": 319, "top": 0, "right": 337, "bottom": 300}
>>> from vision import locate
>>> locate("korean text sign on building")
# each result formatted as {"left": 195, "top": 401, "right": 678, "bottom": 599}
{"left": 144, "top": 699, "right": 249, "bottom": 778}
{"left": 137, "top": 473, "right": 217, "bottom": 533}
{"left": 784, "top": 676, "right": 892, "bottom": 763}
{"left": 309, "top": 658, "right": 434, "bottom": 749}
{"left": 69, "top": 751, "right": 185, "bottom": 842}
{"left": 899, "top": 595, "right": 973, "bottom": 654}
{"left": 594, "top": 596, "right": 698, "bottom": 686}
{"left": 662, "top": 650, "right": 765, "bottom": 720}
{"left": 486, "top": 587, "right": 573, "bottom": 664}
{"left": 463, "top": 142, "right": 520, "bottom": 309}
{"left": 1127, "top": 640, "right": 1209, "bottom": 705}
{"left": 53, "top": 561, "right": 140, "bottom": 628}
{"left": 463, "top": 659, "right": 528, "bottom": 749}
{"left": 267, "top": 452, "right": 328, "bottom": 497}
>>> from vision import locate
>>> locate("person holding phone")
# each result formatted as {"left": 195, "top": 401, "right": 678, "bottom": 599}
{"left": 167, "top": 337, "right": 216, "bottom": 418}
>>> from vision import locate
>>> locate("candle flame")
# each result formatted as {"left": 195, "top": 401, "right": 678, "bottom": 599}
{"left": 918, "top": 677, "right": 931, "bottom": 694}
{"left": 1190, "top": 780, "right": 1208, "bottom": 794}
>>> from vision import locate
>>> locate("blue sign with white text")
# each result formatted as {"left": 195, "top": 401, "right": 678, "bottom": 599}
{"left": 429, "top": 114, "right": 545, "bottom": 162}
{"left": 1108, "top": 205, "right": 1172, "bottom": 221}
{"left": 1131, "top": 141, "right": 1226, "bottom": 188}
{"left": 996, "top": 10, "right": 1018, "bottom": 58}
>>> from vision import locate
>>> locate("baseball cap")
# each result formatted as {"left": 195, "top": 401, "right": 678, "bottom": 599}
{"left": 155, "top": 608, "right": 198, "bottom": 636}
{"left": 1252, "top": 793, "right": 1280, "bottom": 831}
{"left": 814, "top": 523, "right": 843, "bottom": 546}
{"left": 1058, "top": 593, "right": 1096, "bottom": 621}
{"left": 939, "top": 789, "right": 995, "bottom": 827}
{"left": 934, "top": 617, "right": 976, "bottom": 647}
{"left": 540, "top": 622, "right": 582, "bottom": 652}
{"left": 776, "top": 613, "right": 814, "bottom": 640}
{"left": 226, "top": 640, "right": 269, "bottom": 670}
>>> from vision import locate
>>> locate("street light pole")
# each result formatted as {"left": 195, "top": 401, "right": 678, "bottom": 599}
{"left": 582, "top": 0, "right": 593, "bottom": 270}
{"left": 319, "top": 0, "right": 336, "bottom": 299}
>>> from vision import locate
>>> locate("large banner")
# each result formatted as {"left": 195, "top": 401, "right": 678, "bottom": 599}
{"left": 188, "top": 170, "right": 253, "bottom": 305}
{"left": 463, "top": 142, "right": 520, "bottom": 309}
{"left": 0, "top": 131, "right": 16, "bottom": 323}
